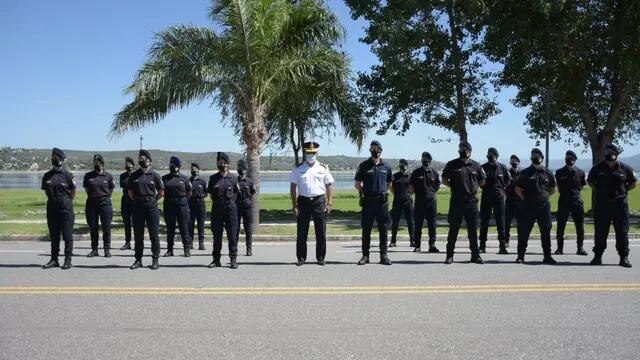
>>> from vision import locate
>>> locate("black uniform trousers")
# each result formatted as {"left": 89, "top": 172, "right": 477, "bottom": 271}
{"left": 593, "top": 198, "right": 630, "bottom": 257}
{"left": 296, "top": 195, "right": 326, "bottom": 261}
{"left": 163, "top": 197, "right": 192, "bottom": 250}
{"left": 46, "top": 198, "right": 74, "bottom": 260}
{"left": 361, "top": 195, "right": 389, "bottom": 257}
{"left": 85, "top": 196, "right": 113, "bottom": 250}
{"left": 556, "top": 197, "right": 585, "bottom": 250}
{"left": 446, "top": 197, "right": 480, "bottom": 257}
{"left": 390, "top": 197, "right": 414, "bottom": 244}
{"left": 188, "top": 198, "right": 207, "bottom": 242}
{"left": 504, "top": 195, "right": 519, "bottom": 243}
{"left": 236, "top": 205, "right": 254, "bottom": 250}
{"left": 121, "top": 195, "right": 133, "bottom": 242}
{"left": 479, "top": 191, "right": 506, "bottom": 246}
{"left": 517, "top": 201, "right": 552, "bottom": 257}
{"left": 211, "top": 202, "right": 239, "bottom": 259}
{"left": 414, "top": 199, "right": 437, "bottom": 248}
{"left": 133, "top": 198, "right": 161, "bottom": 261}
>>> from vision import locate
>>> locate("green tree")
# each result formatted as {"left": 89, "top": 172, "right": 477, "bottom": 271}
{"left": 344, "top": 0, "right": 499, "bottom": 142}
{"left": 110, "top": 0, "right": 349, "bottom": 229}
{"left": 484, "top": 0, "right": 640, "bottom": 163}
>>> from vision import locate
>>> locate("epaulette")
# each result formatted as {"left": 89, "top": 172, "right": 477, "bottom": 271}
{"left": 319, "top": 162, "right": 329, "bottom": 170}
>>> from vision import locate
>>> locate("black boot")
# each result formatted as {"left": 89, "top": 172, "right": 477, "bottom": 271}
{"left": 184, "top": 248, "right": 191, "bottom": 257}
{"left": 198, "top": 240, "right": 205, "bottom": 251}
{"left": 104, "top": 248, "right": 112, "bottom": 258}
{"left": 61, "top": 257, "right": 72, "bottom": 270}
{"left": 554, "top": 248, "right": 564, "bottom": 255}
{"left": 208, "top": 258, "right": 222, "bottom": 268}
{"left": 515, "top": 255, "right": 525, "bottom": 264}
{"left": 619, "top": 256, "right": 632, "bottom": 268}
{"left": 296, "top": 258, "right": 305, "bottom": 266}
{"left": 542, "top": 255, "right": 557, "bottom": 265}
{"left": 42, "top": 258, "right": 59, "bottom": 269}
{"left": 413, "top": 247, "right": 421, "bottom": 253}
{"left": 189, "top": 243, "right": 194, "bottom": 250}
{"left": 389, "top": 241, "right": 396, "bottom": 248}
{"left": 357, "top": 256, "right": 369, "bottom": 265}
{"left": 163, "top": 249, "right": 174, "bottom": 257}
{"left": 230, "top": 258, "right": 238, "bottom": 269}
{"left": 150, "top": 259, "right": 159, "bottom": 270}
{"left": 590, "top": 254, "right": 603, "bottom": 265}
{"left": 479, "top": 242, "right": 486, "bottom": 253}
{"left": 87, "top": 249, "right": 99, "bottom": 257}
{"left": 470, "top": 254, "right": 484, "bottom": 264}
{"left": 498, "top": 243, "right": 509, "bottom": 255}
{"left": 444, "top": 256, "right": 454, "bottom": 264}
{"left": 246, "top": 247, "right": 252, "bottom": 256}
{"left": 428, "top": 244, "right": 440, "bottom": 253}
{"left": 379, "top": 254, "right": 392, "bottom": 265}
{"left": 120, "top": 242, "right": 131, "bottom": 250}
{"left": 576, "top": 245, "right": 587, "bottom": 256}
{"left": 317, "top": 258, "right": 325, "bottom": 266}
{"left": 409, "top": 238, "right": 415, "bottom": 248}
{"left": 130, "top": 260, "right": 143, "bottom": 269}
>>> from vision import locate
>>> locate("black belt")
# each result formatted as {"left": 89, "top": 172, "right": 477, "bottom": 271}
{"left": 135, "top": 196, "right": 157, "bottom": 202}
{"left": 298, "top": 195, "right": 325, "bottom": 202}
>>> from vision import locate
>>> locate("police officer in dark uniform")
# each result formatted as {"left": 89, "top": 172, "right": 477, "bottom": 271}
{"left": 588, "top": 144, "right": 637, "bottom": 268}
{"left": 119, "top": 157, "right": 135, "bottom": 250}
{"left": 355, "top": 140, "right": 392, "bottom": 266}
{"left": 504, "top": 155, "right": 521, "bottom": 248}
{"left": 42, "top": 148, "right": 76, "bottom": 270}
{"left": 188, "top": 162, "right": 208, "bottom": 251}
{"left": 442, "top": 142, "right": 486, "bottom": 264}
{"left": 479, "top": 147, "right": 511, "bottom": 254}
{"left": 162, "top": 156, "right": 192, "bottom": 258}
{"left": 514, "top": 148, "right": 557, "bottom": 265}
{"left": 83, "top": 154, "right": 115, "bottom": 258}
{"left": 555, "top": 150, "right": 587, "bottom": 256}
{"left": 207, "top": 152, "right": 239, "bottom": 269}
{"left": 409, "top": 151, "right": 441, "bottom": 253}
{"left": 236, "top": 159, "right": 257, "bottom": 257}
{"left": 128, "top": 149, "right": 164, "bottom": 270}
{"left": 390, "top": 159, "right": 414, "bottom": 248}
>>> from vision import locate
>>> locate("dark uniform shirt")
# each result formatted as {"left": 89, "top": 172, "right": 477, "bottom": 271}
{"left": 83, "top": 170, "right": 115, "bottom": 198}
{"left": 481, "top": 161, "right": 511, "bottom": 195}
{"left": 555, "top": 166, "right": 586, "bottom": 200}
{"left": 587, "top": 161, "right": 637, "bottom": 201}
{"left": 515, "top": 165, "right": 556, "bottom": 207}
{"left": 392, "top": 171, "right": 412, "bottom": 201}
{"left": 237, "top": 176, "right": 256, "bottom": 208}
{"left": 355, "top": 158, "right": 392, "bottom": 196}
{"left": 120, "top": 171, "right": 133, "bottom": 192}
{"left": 207, "top": 172, "right": 239, "bottom": 203}
{"left": 506, "top": 167, "right": 520, "bottom": 198}
{"left": 189, "top": 177, "right": 208, "bottom": 199}
{"left": 442, "top": 158, "right": 486, "bottom": 200}
{"left": 127, "top": 169, "right": 164, "bottom": 200}
{"left": 41, "top": 168, "right": 76, "bottom": 200}
{"left": 409, "top": 166, "right": 441, "bottom": 202}
{"left": 162, "top": 173, "right": 192, "bottom": 199}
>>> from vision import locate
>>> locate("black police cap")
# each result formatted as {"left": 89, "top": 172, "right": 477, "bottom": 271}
{"left": 510, "top": 154, "right": 520, "bottom": 162}
{"left": 488, "top": 147, "right": 499, "bottom": 157}
{"left": 422, "top": 151, "right": 432, "bottom": 160}
{"left": 370, "top": 140, "right": 382, "bottom": 149}
{"left": 170, "top": 156, "right": 181, "bottom": 167}
{"left": 93, "top": 154, "right": 104, "bottom": 164}
{"left": 605, "top": 144, "right": 622, "bottom": 155}
{"left": 139, "top": 149, "right": 152, "bottom": 162}
{"left": 125, "top": 156, "right": 135, "bottom": 165}
{"left": 399, "top": 159, "right": 408, "bottom": 166}
{"left": 217, "top": 152, "right": 230, "bottom": 163}
{"left": 237, "top": 159, "right": 248, "bottom": 170}
{"left": 52, "top": 147, "right": 66, "bottom": 160}
{"left": 191, "top": 162, "right": 200, "bottom": 170}
{"left": 565, "top": 150, "right": 577, "bottom": 159}
{"left": 459, "top": 141, "right": 472, "bottom": 151}
{"left": 531, "top": 148, "right": 544, "bottom": 158}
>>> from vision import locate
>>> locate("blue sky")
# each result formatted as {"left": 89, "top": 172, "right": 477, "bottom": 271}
{"left": 0, "top": 0, "right": 637, "bottom": 161}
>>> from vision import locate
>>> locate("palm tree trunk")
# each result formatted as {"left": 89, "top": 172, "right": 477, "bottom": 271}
{"left": 244, "top": 103, "right": 267, "bottom": 233}
{"left": 447, "top": 0, "right": 468, "bottom": 143}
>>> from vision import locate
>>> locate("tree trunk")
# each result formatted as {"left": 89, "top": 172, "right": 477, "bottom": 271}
{"left": 244, "top": 103, "right": 267, "bottom": 233}
{"left": 447, "top": 0, "right": 468, "bottom": 143}
{"left": 289, "top": 118, "right": 300, "bottom": 166}
{"left": 589, "top": 132, "right": 613, "bottom": 165}
{"left": 246, "top": 146, "right": 261, "bottom": 232}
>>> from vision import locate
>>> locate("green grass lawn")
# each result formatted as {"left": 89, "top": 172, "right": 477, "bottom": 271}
{"left": 0, "top": 188, "right": 638, "bottom": 237}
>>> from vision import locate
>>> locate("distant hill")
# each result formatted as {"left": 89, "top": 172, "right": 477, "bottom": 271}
{"left": 0, "top": 147, "right": 445, "bottom": 172}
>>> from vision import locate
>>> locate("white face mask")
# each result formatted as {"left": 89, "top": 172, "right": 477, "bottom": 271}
{"left": 305, "top": 154, "right": 317, "bottom": 164}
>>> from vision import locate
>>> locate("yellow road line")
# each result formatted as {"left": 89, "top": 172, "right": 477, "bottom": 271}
{"left": 0, "top": 283, "right": 639, "bottom": 295}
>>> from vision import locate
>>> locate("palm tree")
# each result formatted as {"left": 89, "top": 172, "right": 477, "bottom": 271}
{"left": 110, "top": 0, "right": 350, "bottom": 230}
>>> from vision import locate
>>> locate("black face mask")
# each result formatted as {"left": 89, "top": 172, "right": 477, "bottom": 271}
{"left": 422, "top": 160, "right": 431, "bottom": 168}
{"left": 218, "top": 164, "right": 228, "bottom": 171}
{"left": 370, "top": 150, "right": 381, "bottom": 159}
{"left": 125, "top": 164, "right": 134, "bottom": 171}
{"left": 459, "top": 150, "right": 470, "bottom": 159}
{"left": 238, "top": 169, "right": 246, "bottom": 176}
{"left": 399, "top": 165, "right": 407, "bottom": 171}
{"left": 170, "top": 165, "right": 179, "bottom": 173}
{"left": 94, "top": 164, "right": 103, "bottom": 171}
{"left": 532, "top": 156, "right": 543, "bottom": 165}
{"left": 510, "top": 162, "right": 519, "bottom": 169}
{"left": 565, "top": 158, "right": 575, "bottom": 166}
{"left": 487, "top": 155, "right": 496, "bottom": 162}
{"left": 52, "top": 158, "right": 63, "bottom": 167}
{"left": 139, "top": 160, "right": 149, "bottom": 168}
{"left": 605, "top": 153, "right": 618, "bottom": 162}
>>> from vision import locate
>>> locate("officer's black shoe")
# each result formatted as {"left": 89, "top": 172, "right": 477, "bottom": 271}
{"left": 479, "top": 247, "right": 486, "bottom": 254}
{"left": 104, "top": 249, "right": 112, "bottom": 258}
{"left": 542, "top": 255, "right": 557, "bottom": 265}
{"left": 163, "top": 250, "right": 174, "bottom": 257}
{"left": 554, "top": 249, "right": 564, "bottom": 255}
{"left": 130, "top": 260, "right": 143, "bottom": 270}
{"left": 120, "top": 242, "right": 132, "bottom": 250}
{"left": 410, "top": 241, "right": 416, "bottom": 248}
{"left": 428, "top": 245, "right": 440, "bottom": 253}
{"left": 198, "top": 242, "right": 205, "bottom": 251}
{"left": 87, "top": 249, "right": 99, "bottom": 257}
{"left": 590, "top": 256, "right": 602, "bottom": 265}
{"left": 207, "top": 260, "right": 219, "bottom": 268}
{"left": 357, "top": 256, "right": 369, "bottom": 265}
{"left": 379, "top": 255, "right": 392, "bottom": 265}
{"left": 189, "top": 244, "right": 194, "bottom": 250}
{"left": 413, "top": 247, "right": 421, "bottom": 253}
{"left": 184, "top": 249, "right": 191, "bottom": 257}
{"left": 470, "top": 255, "right": 484, "bottom": 264}
{"left": 515, "top": 256, "right": 525, "bottom": 264}
{"left": 42, "top": 258, "right": 59, "bottom": 269}
{"left": 317, "top": 258, "right": 325, "bottom": 266}
{"left": 576, "top": 247, "right": 588, "bottom": 256}
{"left": 619, "top": 256, "right": 632, "bottom": 268}
{"left": 61, "top": 258, "right": 72, "bottom": 270}
{"left": 444, "top": 256, "right": 453, "bottom": 265}
{"left": 246, "top": 248, "right": 252, "bottom": 257}
{"left": 230, "top": 258, "right": 238, "bottom": 269}
{"left": 389, "top": 241, "right": 396, "bottom": 248}
{"left": 498, "top": 246, "right": 509, "bottom": 255}
{"left": 296, "top": 258, "right": 305, "bottom": 266}
{"left": 505, "top": 240, "right": 510, "bottom": 248}
{"left": 150, "top": 259, "right": 159, "bottom": 270}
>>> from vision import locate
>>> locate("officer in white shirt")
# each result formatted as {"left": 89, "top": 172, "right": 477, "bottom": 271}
{"left": 289, "top": 142, "right": 335, "bottom": 266}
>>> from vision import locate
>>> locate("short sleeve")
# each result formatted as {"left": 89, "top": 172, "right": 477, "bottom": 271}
{"left": 82, "top": 174, "right": 89, "bottom": 188}
{"left": 68, "top": 173, "right": 76, "bottom": 191}
{"left": 250, "top": 183, "right": 257, "bottom": 194}
{"left": 408, "top": 171, "right": 418, "bottom": 187}
{"left": 155, "top": 173, "right": 165, "bottom": 191}
{"left": 288, "top": 169, "right": 298, "bottom": 184}
{"left": 186, "top": 177, "right": 193, "bottom": 192}
{"left": 580, "top": 171, "right": 587, "bottom": 187}
{"left": 41, "top": 174, "right": 47, "bottom": 191}
{"left": 108, "top": 174, "right": 115, "bottom": 189}
{"left": 354, "top": 164, "right": 364, "bottom": 181}
{"left": 587, "top": 167, "right": 596, "bottom": 184}
{"left": 504, "top": 165, "right": 512, "bottom": 182}
{"left": 442, "top": 163, "right": 452, "bottom": 180}
{"left": 434, "top": 170, "right": 442, "bottom": 188}
{"left": 207, "top": 176, "right": 214, "bottom": 194}
{"left": 515, "top": 170, "right": 527, "bottom": 188}
{"left": 477, "top": 164, "right": 487, "bottom": 181}
{"left": 385, "top": 165, "right": 392, "bottom": 182}
{"left": 626, "top": 166, "right": 637, "bottom": 186}
{"left": 547, "top": 170, "right": 556, "bottom": 187}
{"left": 324, "top": 169, "right": 335, "bottom": 185}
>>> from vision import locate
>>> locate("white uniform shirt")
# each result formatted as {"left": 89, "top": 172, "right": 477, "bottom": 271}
{"left": 288, "top": 161, "right": 335, "bottom": 197}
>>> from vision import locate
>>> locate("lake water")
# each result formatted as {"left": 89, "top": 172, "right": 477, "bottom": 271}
{"left": 0, "top": 171, "right": 357, "bottom": 194}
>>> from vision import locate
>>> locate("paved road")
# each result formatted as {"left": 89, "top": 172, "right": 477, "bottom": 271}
{"left": 0, "top": 238, "right": 639, "bottom": 360}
